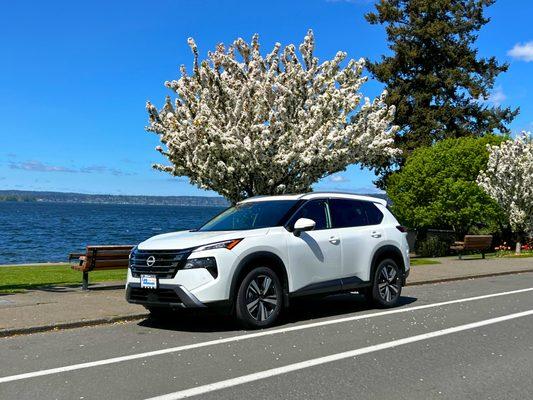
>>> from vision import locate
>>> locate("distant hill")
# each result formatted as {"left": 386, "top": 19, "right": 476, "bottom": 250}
{"left": 0, "top": 190, "right": 389, "bottom": 206}
{"left": 0, "top": 190, "right": 229, "bottom": 207}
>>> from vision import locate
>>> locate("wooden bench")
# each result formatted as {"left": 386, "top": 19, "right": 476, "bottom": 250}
{"left": 69, "top": 245, "right": 134, "bottom": 290}
{"left": 450, "top": 235, "right": 493, "bottom": 259}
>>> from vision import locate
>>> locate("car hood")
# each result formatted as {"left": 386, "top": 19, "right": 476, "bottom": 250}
{"left": 137, "top": 228, "right": 270, "bottom": 251}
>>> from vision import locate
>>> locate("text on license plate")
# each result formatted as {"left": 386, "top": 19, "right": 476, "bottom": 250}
{"left": 140, "top": 274, "right": 158, "bottom": 289}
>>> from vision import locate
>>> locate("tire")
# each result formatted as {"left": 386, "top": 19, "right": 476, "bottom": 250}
{"left": 235, "top": 266, "right": 283, "bottom": 329}
{"left": 366, "top": 258, "right": 402, "bottom": 308}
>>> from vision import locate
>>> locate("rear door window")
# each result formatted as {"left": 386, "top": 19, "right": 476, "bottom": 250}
{"left": 329, "top": 199, "right": 383, "bottom": 228}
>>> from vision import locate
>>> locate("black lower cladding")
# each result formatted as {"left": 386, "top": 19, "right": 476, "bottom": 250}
{"left": 126, "top": 283, "right": 206, "bottom": 308}
{"left": 291, "top": 276, "right": 370, "bottom": 297}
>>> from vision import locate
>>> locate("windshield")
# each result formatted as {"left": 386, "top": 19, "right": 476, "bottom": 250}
{"left": 199, "top": 200, "right": 299, "bottom": 231}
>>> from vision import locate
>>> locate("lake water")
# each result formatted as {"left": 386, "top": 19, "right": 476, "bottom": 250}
{"left": 0, "top": 202, "right": 224, "bottom": 264}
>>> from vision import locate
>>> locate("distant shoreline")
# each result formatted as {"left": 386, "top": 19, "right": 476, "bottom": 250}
{"left": 0, "top": 190, "right": 229, "bottom": 207}
{"left": 0, "top": 200, "right": 228, "bottom": 208}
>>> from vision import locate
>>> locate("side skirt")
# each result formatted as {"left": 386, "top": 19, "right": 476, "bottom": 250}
{"left": 290, "top": 276, "right": 371, "bottom": 298}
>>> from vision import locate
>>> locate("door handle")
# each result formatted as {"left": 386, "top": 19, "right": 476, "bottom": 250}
{"left": 371, "top": 231, "right": 382, "bottom": 238}
{"left": 329, "top": 236, "right": 340, "bottom": 244}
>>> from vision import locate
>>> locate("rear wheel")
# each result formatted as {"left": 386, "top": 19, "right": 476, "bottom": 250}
{"left": 365, "top": 258, "right": 402, "bottom": 307}
{"left": 235, "top": 266, "right": 283, "bottom": 329}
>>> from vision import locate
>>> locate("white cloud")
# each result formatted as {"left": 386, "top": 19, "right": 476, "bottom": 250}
{"left": 508, "top": 41, "right": 533, "bottom": 62}
{"left": 9, "top": 160, "right": 77, "bottom": 173}
{"left": 9, "top": 160, "right": 135, "bottom": 176}
{"left": 329, "top": 174, "right": 349, "bottom": 183}
{"left": 488, "top": 86, "right": 506, "bottom": 106}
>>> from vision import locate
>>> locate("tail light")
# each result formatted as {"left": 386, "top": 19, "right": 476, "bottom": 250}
{"left": 396, "top": 225, "right": 408, "bottom": 233}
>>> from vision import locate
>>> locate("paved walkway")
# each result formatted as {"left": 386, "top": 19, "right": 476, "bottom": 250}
{"left": 409, "top": 256, "right": 533, "bottom": 284}
{"left": 0, "top": 283, "right": 148, "bottom": 336}
{"left": 1, "top": 256, "right": 532, "bottom": 337}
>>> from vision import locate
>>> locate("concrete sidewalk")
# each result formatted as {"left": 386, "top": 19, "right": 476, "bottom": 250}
{"left": 0, "top": 283, "right": 148, "bottom": 337}
{"left": 1, "top": 256, "right": 532, "bottom": 337}
{"left": 409, "top": 256, "right": 533, "bottom": 285}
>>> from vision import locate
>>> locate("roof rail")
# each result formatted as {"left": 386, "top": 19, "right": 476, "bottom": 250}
{"left": 302, "top": 191, "right": 388, "bottom": 205}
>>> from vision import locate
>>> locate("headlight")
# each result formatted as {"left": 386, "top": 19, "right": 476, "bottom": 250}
{"left": 129, "top": 246, "right": 138, "bottom": 260}
{"left": 183, "top": 257, "right": 218, "bottom": 278}
{"left": 193, "top": 239, "right": 242, "bottom": 253}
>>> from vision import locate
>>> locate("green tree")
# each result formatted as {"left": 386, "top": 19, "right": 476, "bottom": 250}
{"left": 387, "top": 135, "right": 504, "bottom": 236}
{"left": 366, "top": 0, "right": 518, "bottom": 182}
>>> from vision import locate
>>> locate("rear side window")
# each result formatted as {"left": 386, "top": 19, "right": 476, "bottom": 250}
{"left": 329, "top": 199, "right": 383, "bottom": 228}
{"left": 289, "top": 200, "right": 329, "bottom": 230}
{"left": 363, "top": 202, "right": 384, "bottom": 225}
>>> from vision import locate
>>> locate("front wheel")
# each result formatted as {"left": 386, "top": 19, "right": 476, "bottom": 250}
{"left": 365, "top": 259, "right": 402, "bottom": 308}
{"left": 235, "top": 266, "right": 283, "bottom": 329}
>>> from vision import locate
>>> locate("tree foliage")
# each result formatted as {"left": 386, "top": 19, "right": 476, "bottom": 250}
{"left": 147, "top": 31, "right": 399, "bottom": 203}
{"left": 387, "top": 135, "right": 504, "bottom": 235}
{"left": 366, "top": 0, "right": 518, "bottom": 180}
{"left": 477, "top": 132, "right": 533, "bottom": 236}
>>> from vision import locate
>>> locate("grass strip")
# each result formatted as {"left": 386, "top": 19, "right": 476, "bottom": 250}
{"left": 0, "top": 264, "right": 126, "bottom": 294}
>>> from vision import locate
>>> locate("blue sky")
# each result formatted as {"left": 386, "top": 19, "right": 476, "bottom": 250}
{"left": 1, "top": 0, "right": 532, "bottom": 197}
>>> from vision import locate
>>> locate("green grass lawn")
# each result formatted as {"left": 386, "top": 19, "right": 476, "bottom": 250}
{"left": 0, "top": 264, "right": 127, "bottom": 294}
{"left": 410, "top": 258, "right": 442, "bottom": 266}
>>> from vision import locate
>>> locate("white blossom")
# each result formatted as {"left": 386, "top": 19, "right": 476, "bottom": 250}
{"left": 477, "top": 132, "right": 533, "bottom": 235}
{"left": 147, "top": 30, "right": 399, "bottom": 203}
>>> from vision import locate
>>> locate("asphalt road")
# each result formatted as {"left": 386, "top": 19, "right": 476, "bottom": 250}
{"left": 1, "top": 273, "right": 533, "bottom": 400}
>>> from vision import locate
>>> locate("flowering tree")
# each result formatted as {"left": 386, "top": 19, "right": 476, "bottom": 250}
{"left": 146, "top": 30, "right": 399, "bottom": 203}
{"left": 477, "top": 132, "right": 533, "bottom": 253}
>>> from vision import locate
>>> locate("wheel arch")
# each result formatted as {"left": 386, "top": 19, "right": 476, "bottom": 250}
{"left": 370, "top": 245, "right": 406, "bottom": 284}
{"left": 230, "top": 251, "right": 290, "bottom": 307}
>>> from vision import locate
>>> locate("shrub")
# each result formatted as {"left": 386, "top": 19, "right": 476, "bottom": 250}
{"left": 416, "top": 236, "right": 449, "bottom": 258}
{"left": 387, "top": 136, "right": 505, "bottom": 236}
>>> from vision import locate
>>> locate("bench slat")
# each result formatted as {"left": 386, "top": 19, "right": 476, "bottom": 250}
{"left": 86, "top": 251, "right": 133, "bottom": 258}
{"left": 86, "top": 245, "right": 134, "bottom": 250}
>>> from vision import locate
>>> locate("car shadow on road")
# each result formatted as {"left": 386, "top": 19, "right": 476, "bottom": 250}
{"left": 137, "top": 293, "right": 418, "bottom": 333}
{"left": 285, "top": 293, "right": 417, "bottom": 324}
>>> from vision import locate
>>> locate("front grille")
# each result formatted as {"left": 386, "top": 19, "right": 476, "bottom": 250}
{"left": 128, "top": 287, "right": 182, "bottom": 304}
{"left": 130, "top": 249, "right": 191, "bottom": 279}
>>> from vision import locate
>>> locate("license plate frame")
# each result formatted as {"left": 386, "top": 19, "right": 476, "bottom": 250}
{"left": 140, "top": 274, "right": 158, "bottom": 289}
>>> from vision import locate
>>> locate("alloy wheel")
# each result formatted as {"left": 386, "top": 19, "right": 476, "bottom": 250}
{"left": 377, "top": 264, "right": 400, "bottom": 302}
{"left": 245, "top": 274, "right": 279, "bottom": 322}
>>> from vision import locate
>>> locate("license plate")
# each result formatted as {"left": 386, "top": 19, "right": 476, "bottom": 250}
{"left": 140, "top": 274, "right": 158, "bottom": 289}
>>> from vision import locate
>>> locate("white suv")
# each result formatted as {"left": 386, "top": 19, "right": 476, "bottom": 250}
{"left": 126, "top": 193, "right": 410, "bottom": 328}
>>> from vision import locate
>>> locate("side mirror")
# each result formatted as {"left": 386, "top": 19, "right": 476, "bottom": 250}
{"left": 293, "top": 218, "right": 316, "bottom": 236}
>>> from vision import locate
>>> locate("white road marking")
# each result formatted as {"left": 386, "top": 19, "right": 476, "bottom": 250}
{"left": 146, "top": 309, "right": 533, "bottom": 400}
{"left": 1, "top": 286, "right": 533, "bottom": 384}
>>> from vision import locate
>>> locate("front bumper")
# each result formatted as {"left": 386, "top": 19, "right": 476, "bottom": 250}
{"left": 126, "top": 283, "right": 207, "bottom": 308}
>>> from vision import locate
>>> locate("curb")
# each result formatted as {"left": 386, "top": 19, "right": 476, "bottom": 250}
{"left": 2, "top": 268, "right": 532, "bottom": 338}
{"left": 406, "top": 269, "right": 533, "bottom": 287}
{"left": 0, "top": 313, "right": 149, "bottom": 338}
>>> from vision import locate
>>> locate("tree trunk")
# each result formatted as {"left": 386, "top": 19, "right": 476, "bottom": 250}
{"left": 515, "top": 232, "right": 524, "bottom": 255}
{"left": 515, "top": 241, "right": 522, "bottom": 255}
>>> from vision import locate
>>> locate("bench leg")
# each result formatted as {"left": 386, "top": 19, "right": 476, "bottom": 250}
{"left": 82, "top": 272, "right": 89, "bottom": 291}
